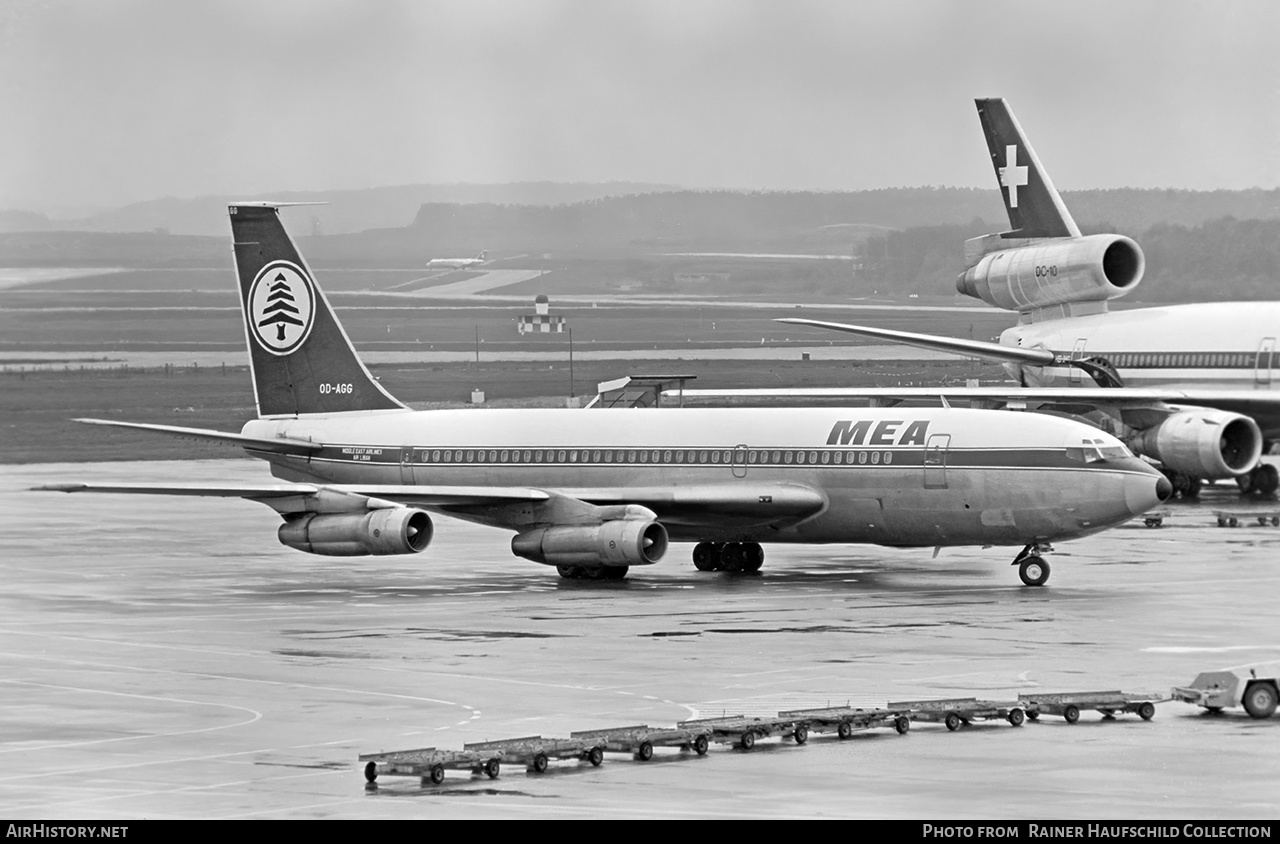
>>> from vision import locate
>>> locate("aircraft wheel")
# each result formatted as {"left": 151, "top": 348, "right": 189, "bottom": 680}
{"left": 720, "top": 543, "right": 745, "bottom": 572}
{"left": 1254, "top": 463, "right": 1280, "bottom": 496}
{"left": 588, "top": 747, "right": 604, "bottom": 766}
{"left": 637, "top": 741, "right": 653, "bottom": 762}
{"left": 1008, "top": 708, "right": 1025, "bottom": 727}
{"left": 693, "top": 734, "right": 709, "bottom": 755}
{"left": 364, "top": 761, "right": 378, "bottom": 783}
{"left": 793, "top": 724, "right": 808, "bottom": 745}
{"left": 532, "top": 752, "right": 548, "bottom": 774}
{"left": 740, "top": 732, "right": 755, "bottom": 750}
{"left": 1138, "top": 702, "right": 1156, "bottom": 721}
{"left": 556, "top": 565, "right": 582, "bottom": 580}
{"left": 1184, "top": 477, "right": 1203, "bottom": 498}
{"left": 895, "top": 716, "right": 911, "bottom": 735}
{"left": 1242, "top": 682, "right": 1278, "bottom": 719}
{"left": 1018, "top": 557, "right": 1050, "bottom": 587}
{"left": 741, "top": 542, "right": 765, "bottom": 572}
{"left": 837, "top": 722, "right": 853, "bottom": 740}
{"left": 430, "top": 764, "right": 445, "bottom": 785}
{"left": 601, "top": 566, "right": 629, "bottom": 581}
{"left": 692, "top": 542, "right": 721, "bottom": 571}
{"left": 945, "top": 712, "right": 962, "bottom": 732}
{"left": 1063, "top": 705, "right": 1080, "bottom": 724}
{"left": 484, "top": 758, "right": 500, "bottom": 779}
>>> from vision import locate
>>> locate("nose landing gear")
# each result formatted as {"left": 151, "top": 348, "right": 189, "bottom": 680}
{"left": 1012, "top": 543, "right": 1053, "bottom": 586}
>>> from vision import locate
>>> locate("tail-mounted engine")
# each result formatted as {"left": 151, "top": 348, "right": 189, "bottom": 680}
{"left": 1126, "top": 409, "right": 1262, "bottom": 481}
{"left": 278, "top": 508, "right": 434, "bottom": 556}
{"left": 512, "top": 520, "right": 669, "bottom": 568}
{"left": 958, "top": 234, "right": 1144, "bottom": 314}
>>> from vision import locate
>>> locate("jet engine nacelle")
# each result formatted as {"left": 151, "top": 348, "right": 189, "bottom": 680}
{"left": 1128, "top": 410, "right": 1263, "bottom": 480}
{"left": 957, "top": 234, "right": 1144, "bottom": 312}
{"left": 511, "top": 520, "right": 669, "bottom": 568}
{"left": 278, "top": 508, "right": 434, "bottom": 556}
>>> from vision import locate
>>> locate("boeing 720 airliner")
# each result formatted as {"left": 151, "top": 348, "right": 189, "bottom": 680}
{"left": 40, "top": 204, "right": 1169, "bottom": 586}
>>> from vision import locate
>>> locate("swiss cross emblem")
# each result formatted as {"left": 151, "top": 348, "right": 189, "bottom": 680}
{"left": 999, "top": 144, "right": 1029, "bottom": 208}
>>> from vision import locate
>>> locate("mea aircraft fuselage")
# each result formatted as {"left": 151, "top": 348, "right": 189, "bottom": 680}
{"left": 44, "top": 203, "right": 1168, "bottom": 586}
{"left": 250, "top": 405, "right": 1162, "bottom": 549}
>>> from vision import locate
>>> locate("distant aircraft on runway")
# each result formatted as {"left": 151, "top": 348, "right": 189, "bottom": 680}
{"left": 39, "top": 203, "right": 1169, "bottom": 586}
{"left": 746, "top": 98, "right": 1280, "bottom": 499}
{"left": 427, "top": 250, "right": 487, "bottom": 270}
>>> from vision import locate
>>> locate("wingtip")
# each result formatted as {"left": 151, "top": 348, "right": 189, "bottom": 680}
{"left": 32, "top": 483, "right": 86, "bottom": 493}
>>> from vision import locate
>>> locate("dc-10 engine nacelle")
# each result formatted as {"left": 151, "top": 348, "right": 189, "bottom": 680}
{"left": 957, "top": 234, "right": 1144, "bottom": 312}
{"left": 278, "top": 508, "right": 434, "bottom": 556}
{"left": 1127, "top": 409, "right": 1262, "bottom": 481}
{"left": 511, "top": 520, "right": 669, "bottom": 568}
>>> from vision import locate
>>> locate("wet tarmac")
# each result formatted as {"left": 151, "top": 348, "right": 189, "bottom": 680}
{"left": 1, "top": 460, "right": 1277, "bottom": 819}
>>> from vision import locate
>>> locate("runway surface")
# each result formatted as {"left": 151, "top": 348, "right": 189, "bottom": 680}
{"left": 1, "top": 460, "right": 1277, "bottom": 820}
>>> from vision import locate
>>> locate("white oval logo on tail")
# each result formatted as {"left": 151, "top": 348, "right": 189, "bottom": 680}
{"left": 247, "top": 261, "right": 316, "bottom": 356}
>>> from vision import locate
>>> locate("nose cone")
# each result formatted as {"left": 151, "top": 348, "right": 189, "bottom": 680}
{"left": 1125, "top": 465, "right": 1172, "bottom": 514}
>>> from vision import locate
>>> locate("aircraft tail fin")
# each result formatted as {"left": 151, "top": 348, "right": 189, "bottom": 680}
{"left": 229, "top": 203, "right": 406, "bottom": 418}
{"left": 477, "top": 250, "right": 487, "bottom": 261}
{"left": 975, "top": 98, "right": 1081, "bottom": 239}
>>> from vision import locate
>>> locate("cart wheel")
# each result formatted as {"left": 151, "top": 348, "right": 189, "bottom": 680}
{"left": 636, "top": 741, "right": 654, "bottom": 761}
{"left": 793, "top": 724, "right": 808, "bottom": 745}
{"left": 430, "top": 764, "right": 445, "bottom": 785}
{"left": 693, "top": 734, "right": 709, "bottom": 755}
{"left": 1218, "top": 516, "right": 1227, "bottom": 527}
{"left": 945, "top": 712, "right": 962, "bottom": 731}
{"left": 740, "top": 732, "right": 756, "bottom": 750}
{"left": 837, "top": 721, "right": 853, "bottom": 740}
{"left": 1229, "top": 517, "right": 1239, "bottom": 527}
{"left": 484, "top": 758, "right": 501, "bottom": 779}
{"left": 1008, "top": 708, "right": 1026, "bottom": 727}
{"left": 1137, "top": 701, "right": 1156, "bottom": 721}
{"left": 1063, "top": 704, "right": 1080, "bottom": 724}
{"left": 532, "top": 752, "right": 548, "bottom": 774}
{"left": 895, "top": 716, "right": 910, "bottom": 735}
{"left": 1242, "top": 682, "right": 1278, "bottom": 719}
{"left": 1026, "top": 710, "right": 1039, "bottom": 720}
{"left": 588, "top": 746, "right": 604, "bottom": 766}
{"left": 364, "top": 761, "right": 378, "bottom": 783}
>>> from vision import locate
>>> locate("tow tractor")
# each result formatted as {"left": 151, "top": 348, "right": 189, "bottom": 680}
{"left": 1172, "top": 669, "right": 1279, "bottom": 719}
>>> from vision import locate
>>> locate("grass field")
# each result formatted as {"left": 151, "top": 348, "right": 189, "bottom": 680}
{"left": 0, "top": 356, "right": 1003, "bottom": 463}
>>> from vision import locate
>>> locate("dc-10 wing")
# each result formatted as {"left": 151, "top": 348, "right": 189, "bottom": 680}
{"left": 775, "top": 318, "right": 1054, "bottom": 365}
{"left": 662, "top": 385, "right": 1280, "bottom": 413}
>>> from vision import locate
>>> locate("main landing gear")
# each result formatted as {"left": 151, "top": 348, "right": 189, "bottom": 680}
{"left": 1012, "top": 543, "right": 1052, "bottom": 587}
{"left": 1237, "top": 462, "right": 1280, "bottom": 497}
{"left": 692, "top": 541, "right": 765, "bottom": 573}
{"left": 1160, "top": 469, "right": 1203, "bottom": 500}
{"left": 556, "top": 565, "right": 629, "bottom": 581}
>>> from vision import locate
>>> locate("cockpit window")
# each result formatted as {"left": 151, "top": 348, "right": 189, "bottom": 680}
{"left": 1065, "top": 437, "right": 1132, "bottom": 463}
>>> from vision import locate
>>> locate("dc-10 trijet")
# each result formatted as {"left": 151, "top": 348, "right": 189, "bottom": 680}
{"left": 40, "top": 204, "right": 1171, "bottom": 585}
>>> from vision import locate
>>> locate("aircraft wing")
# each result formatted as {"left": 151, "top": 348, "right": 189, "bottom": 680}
{"left": 564, "top": 482, "right": 828, "bottom": 528}
{"left": 775, "top": 318, "right": 1054, "bottom": 365}
{"left": 73, "top": 418, "right": 323, "bottom": 455}
{"left": 37, "top": 480, "right": 824, "bottom": 529}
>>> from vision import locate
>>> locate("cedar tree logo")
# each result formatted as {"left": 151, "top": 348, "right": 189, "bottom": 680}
{"left": 247, "top": 261, "right": 316, "bottom": 355}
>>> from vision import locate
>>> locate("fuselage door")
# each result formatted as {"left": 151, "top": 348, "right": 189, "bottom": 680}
{"left": 924, "top": 433, "right": 951, "bottom": 489}
{"left": 400, "top": 447, "right": 415, "bottom": 484}
{"left": 732, "top": 444, "right": 749, "bottom": 478}
{"left": 1256, "top": 337, "right": 1276, "bottom": 386}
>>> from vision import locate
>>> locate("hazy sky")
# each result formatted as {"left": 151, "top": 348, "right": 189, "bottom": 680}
{"left": 2, "top": 0, "right": 1278, "bottom": 212}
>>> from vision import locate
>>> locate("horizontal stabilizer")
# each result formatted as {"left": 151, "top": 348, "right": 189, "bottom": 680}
{"left": 776, "top": 318, "right": 1056, "bottom": 365}
{"left": 73, "top": 418, "right": 322, "bottom": 454}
